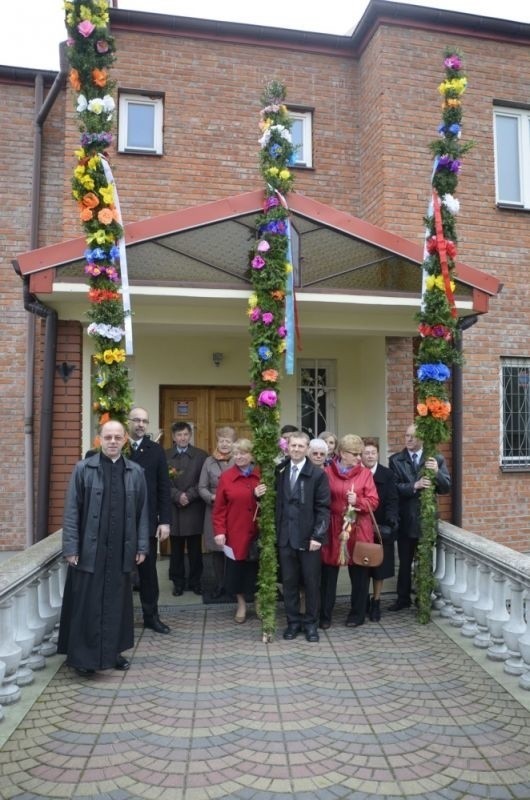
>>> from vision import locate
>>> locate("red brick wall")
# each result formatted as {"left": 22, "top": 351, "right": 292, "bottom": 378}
{"left": 4, "top": 15, "right": 530, "bottom": 551}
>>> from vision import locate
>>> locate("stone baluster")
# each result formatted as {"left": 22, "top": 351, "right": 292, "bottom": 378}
{"left": 432, "top": 539, "right": 446, "bottom": 611}
{"left": 0, "top": 599, "right": 22, "bottom": 705}
{"left": 12, "top": 587, "right": 37, "bottom": 680}
{"left": 449, "top": 550, "right": 467, "bottom": 627}
{"left": 49, "top": 562, "right": 64, "bottom": 610}
{"left": 0, "top": 662, "right": 5, "bottom": 721}
{"left": 26, "top": 578, "right": 48, "bottom": 665}
{"left": 503, "top": 585, "right": 527, "bottom": 676}
{"left": 473, "top": 563, "right": 494, "bottom": 649}
{"left": 518, "top": 595, "right": 530, "bottom": 690}
{"left": 486, "top": 572, "right": 510, "bottom": 661}
{"left": 439, "top": 547, "right": 456, "bottom": 619}
{"left": 37, "top": 569, "right": 60, "bottom": 655}
{"left": 460, "top": 557, "right": 480, "bottom": 638}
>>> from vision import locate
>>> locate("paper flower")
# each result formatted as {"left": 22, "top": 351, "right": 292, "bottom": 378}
{"left": 257, "top": 240, "right": 270, "bottom": 253}
{"left": 77, "top": 20, "right": 95, "bottom": 38}
{"left": 251, "top": 255, "right": 266, "bottom": 270}
{"left": 258, "top": 346, "right": 272, "bottom": 361}
{"left": 258, "top": 390, "right": 278, "bottom": 407}
{"left": 262, "top": 312, "right": 274, "bottom": 325}
{"left": 262, "top": 369, "right": 279, "bottom": 382}
{"left": 417, "top": 363, "right": 451, "bottom": 382}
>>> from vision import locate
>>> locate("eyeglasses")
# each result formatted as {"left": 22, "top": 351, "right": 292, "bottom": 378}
{"left": 129, "top": 417, "right": 149, "bottom": 424}
{"left": 311, "top": 452, "right": 327, "bottom": 457}
{"left": 342, "top": 451, "right": 361, "bottom": 457}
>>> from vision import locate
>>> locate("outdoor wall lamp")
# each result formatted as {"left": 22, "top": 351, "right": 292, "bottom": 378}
{"left": 56, "top": 361, "right": 76, "bottom": 383}
{"left": 212, "top": 352, "right": 224, "bottom": 368}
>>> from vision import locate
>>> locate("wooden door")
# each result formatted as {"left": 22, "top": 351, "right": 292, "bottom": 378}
{"left": 160, "top": 386, "right": 250, "bottom": 453}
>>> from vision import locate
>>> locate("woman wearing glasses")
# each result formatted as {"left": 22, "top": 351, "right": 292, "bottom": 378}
{"left": 319, "top": 434, "right": 378, "bottom": 630}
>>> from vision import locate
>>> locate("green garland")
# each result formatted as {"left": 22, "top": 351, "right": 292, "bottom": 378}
{"left": 415, "top": 50, "right": 472, "bottom": 623}
{"left": 64, "top": 1, "right": 132, "bottom": 428}
{"left": 247, "top": 81, "right": 295, "bottom": 641}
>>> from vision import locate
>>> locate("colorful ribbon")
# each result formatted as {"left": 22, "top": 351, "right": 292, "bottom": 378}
{"left": 99, "top": 156, "right": 134, "bottom": 354}
{"left": 431, "top": 189, "right": 457, "bottom": 317}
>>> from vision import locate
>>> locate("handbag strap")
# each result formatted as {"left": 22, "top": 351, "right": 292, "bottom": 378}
{"left": 367, "top": 506, "right": 383, "bottom": 546}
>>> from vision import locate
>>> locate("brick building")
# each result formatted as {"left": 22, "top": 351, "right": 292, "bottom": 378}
{"left": 3, "top": 1, "right": 529, "bottom": 551}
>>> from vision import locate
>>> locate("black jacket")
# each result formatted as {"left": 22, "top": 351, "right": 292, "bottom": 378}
{"left": 275, "top": 458, "right": 330, "bottom": 549}
{"left": 372, "top": 463, "right": 399, "bottom": 535}
{"left": 389, "top": 448, "right": 451, "bottom": 540}
{"left": 129, "top": 436, "right": 171, "bottom": 536}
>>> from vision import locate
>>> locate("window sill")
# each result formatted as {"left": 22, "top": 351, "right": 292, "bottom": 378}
{"left": 118, "top": 149, "right": 163, "bottom": 157}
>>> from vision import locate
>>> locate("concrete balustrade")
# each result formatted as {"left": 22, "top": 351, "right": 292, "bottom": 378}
{"left": 0, "top": 531, "right": 63, "bottom": 717}
{"left": 436, "top": 522, "right": 530, "bottom": 691}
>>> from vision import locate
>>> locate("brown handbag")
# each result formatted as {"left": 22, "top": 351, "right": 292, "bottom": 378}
{"left": 351, "top": 507, "right": 384, "bottom": 567}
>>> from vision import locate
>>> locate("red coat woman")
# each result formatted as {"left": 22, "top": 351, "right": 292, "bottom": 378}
{"left": 319, "top": 434, "right": 379, "bottom": 629}
{"left": 212, "top": 439, "right": 266, "bottom": 623}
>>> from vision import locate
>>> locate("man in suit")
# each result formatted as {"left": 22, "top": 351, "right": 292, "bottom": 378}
{"left": 166, "top": 421, "right": 207, "bottom": 596}
{"left": 275, "top": 431, "right": 330, "bottom": 643}
{"left": 128, "top": 407, "right": 172, "bottom": 634}
{"left": 389, "top": 424, "right": 451, "bottom": 610}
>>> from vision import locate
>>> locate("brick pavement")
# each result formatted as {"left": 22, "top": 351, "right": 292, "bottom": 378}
{"left": 1, "top": 597, "right": 530, "bottom": 800}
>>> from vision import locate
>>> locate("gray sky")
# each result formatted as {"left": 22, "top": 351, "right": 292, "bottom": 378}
{"left": 3, "top": 0, "right": 530, "bottom": 71}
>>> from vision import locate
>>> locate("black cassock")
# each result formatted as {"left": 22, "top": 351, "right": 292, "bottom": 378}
{"left": 58, "top": 456, "right": 135, "bottom": 671}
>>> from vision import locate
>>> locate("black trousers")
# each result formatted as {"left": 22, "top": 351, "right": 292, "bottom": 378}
{"left": 169, "top": 535, "right": 203, "bottom": 589}
{"left": 279, "top": 546, "right": 321, "bottom": 626}
{"left": 320, "top": 563, "right": 340, "bottom": 625}
{"left": 347, "top": 563, "right": 370, "bottom": 624}
{"left": 137, "top": 536, "right": 159, "bottom": 621}
{"left": 396, "top": 536, "right": 418, "bottom": 603}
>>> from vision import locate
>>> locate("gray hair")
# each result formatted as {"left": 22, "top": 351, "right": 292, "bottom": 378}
{"left": 308, "top": 438, "right": 328, "bottom": 453}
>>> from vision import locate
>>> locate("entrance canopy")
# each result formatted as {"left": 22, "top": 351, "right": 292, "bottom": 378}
{"left": 14, "top": 190, "right": 501, "bottom": 336}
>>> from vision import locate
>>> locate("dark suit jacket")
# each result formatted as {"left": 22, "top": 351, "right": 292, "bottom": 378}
{"left": 389, "top": 448, "right": 451, "bottom": 540}
{"left": 372, "top": 463, "right": 399, "bottom": 533}
{"left": 165, "top": 444, "right": 208, "bottom": 537}
{"left": 129, "top": 436, "right": 171, "bottom": 537}
{"left": 275, "top": 458, "right": 330, "bottom": 550}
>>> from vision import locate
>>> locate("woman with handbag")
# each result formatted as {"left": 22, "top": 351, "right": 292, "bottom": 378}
{"left": 320, "top": 434, "right": 379, "bottom": 629}
{"left": 212, "top": 439, "right": 266, "bottom": 624}
{"left": 361, "top": 439, "right": 399, "bottom": 621}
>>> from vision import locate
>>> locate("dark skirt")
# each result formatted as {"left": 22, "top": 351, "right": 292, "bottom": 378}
{"left": 368, "top": 540, "right": 395, "bottom": 581}
{"left": 224, "top": 558, "right": 258, "bottom": 597}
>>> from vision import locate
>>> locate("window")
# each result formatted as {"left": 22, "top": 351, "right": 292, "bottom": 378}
{"left": 290, "top": 111, "right": 313, "bottom": 167}
{"left": 118, "top": 93, "right": 163, "bottom": 154}
{"left": 493, "top": 106, "right": 530, "bottom": 207}
{"left": 501, "top": 357, "right": 530, "bottom": 469}
{"left": 297, "top": 359, "right": 336, "bottom": 437}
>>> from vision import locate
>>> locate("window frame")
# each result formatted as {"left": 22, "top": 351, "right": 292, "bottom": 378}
{"left": 118, "top": 91, "right": 164, "bottom": 155}
{"left": 289, "top": 109, "right": 313, "bottom": 168}
{"left": 493, "top": 104, "right": 530, "bottom": 209}
{"left": 500, "top": 356, "right": 530, "bottom": 470}
{"left": 297, "top": 358, "right": 336, "bottom": 437}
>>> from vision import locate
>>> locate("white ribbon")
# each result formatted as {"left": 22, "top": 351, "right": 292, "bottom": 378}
{"left": 99, "top": 156, "right": 133, "bottom": 355}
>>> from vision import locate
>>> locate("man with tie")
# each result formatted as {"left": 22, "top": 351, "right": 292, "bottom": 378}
{"left": 128, "top": 408, "right": 172, "bottom": 634}
{"left": 275, "top": 431, "right": 330, "bottom": 642}
{"left": 166, "top": 422, "right": 207, "bottom": 596}
{"left": 389, "top": 424, "right": 451, "bottom": 610}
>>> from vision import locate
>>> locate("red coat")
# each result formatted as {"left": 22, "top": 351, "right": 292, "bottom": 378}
{"left": 212, "top": 465, "right": 260, "bottom": 560}
{"left": 320, "top": 460, "right": 379, "bottom": 566}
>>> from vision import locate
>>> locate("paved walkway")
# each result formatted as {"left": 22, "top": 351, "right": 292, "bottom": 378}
{"left": 1, "top": 592, "right": 530, "bottom": 800}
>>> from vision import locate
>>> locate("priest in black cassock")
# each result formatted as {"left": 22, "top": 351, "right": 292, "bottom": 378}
{"left": 58, "top": 419, "right": 149, "bottom": 675}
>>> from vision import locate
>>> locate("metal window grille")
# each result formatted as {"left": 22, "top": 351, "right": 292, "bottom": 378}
{"left": 297, "top": 360, "right": 336, "bottom": 437}
{"left": 501, "top": 358, "right": 530, "bottom": 467}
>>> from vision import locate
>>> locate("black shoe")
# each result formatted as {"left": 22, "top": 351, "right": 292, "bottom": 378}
{"left": 305, "top": 625, "right": 319, "bottom": 643}
{"left": 132, "top": 584, "right": 140, "bottom": 592}
{"left": 388, "top": 600, "right": 411, "bottom": 611}
{"left": 211, "top": 586, "right": 225, "bottom": 599}
{"left": 189, "top": 585, "right": 202, "bottom": 596}
{"left": 144, "top": 616, "right": 170, "bottom": 634}
{"left": 345, "top": 614, "right": 364, "bottom": 628}
{"left": 115, "top": 655, "right": 130, "bottom": 671}
{"left": 319, "top": 620, "right": 331, "bottom": 630}
{"left": 74, "top": 666, "right": 95, "bottom": 676}
{"left": 172, "top": 585, "right": 184, "bottom": 596}
{"left": 283, "top": 623, "right": 302, "bottom": 640}
{"left": 370, "top": 598, "right": 381, "bottom": 622}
